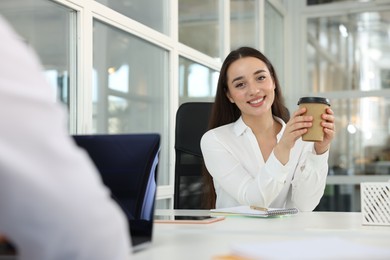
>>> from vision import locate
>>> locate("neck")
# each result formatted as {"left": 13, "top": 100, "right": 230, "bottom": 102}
{"left": 242, "top": 111, "right": 276, "bottom": 136}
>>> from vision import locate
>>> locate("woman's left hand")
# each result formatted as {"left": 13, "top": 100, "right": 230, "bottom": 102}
{"left": 314, "top": 107, "right": 335, "bottom": 154}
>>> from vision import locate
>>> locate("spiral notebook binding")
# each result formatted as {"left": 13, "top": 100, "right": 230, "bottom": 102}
{"left": 265, "top": 208, "right": 299, "bottom": 216}
{"left": 210, "top": 206, "right": 299, "bottom": 218}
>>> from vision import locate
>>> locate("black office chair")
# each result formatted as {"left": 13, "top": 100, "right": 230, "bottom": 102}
{"left": 174, "top": 102, "right": 213, "bottom": 209}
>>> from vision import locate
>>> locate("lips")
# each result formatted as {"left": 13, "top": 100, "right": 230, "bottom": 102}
{"left": 248, "top": 96, "right": 265, "bottom": 105}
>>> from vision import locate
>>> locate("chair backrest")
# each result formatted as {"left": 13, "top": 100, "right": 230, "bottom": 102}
{"left": 174, "top": 102, "right": 213, "bottom": 209}
{"left": 72, "top": 133, "right": 160, "bottom": 250}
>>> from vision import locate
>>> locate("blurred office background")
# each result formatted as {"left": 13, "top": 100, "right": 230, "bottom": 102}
{"left": 0, "top": 0, "right": 389, "bottom": 211}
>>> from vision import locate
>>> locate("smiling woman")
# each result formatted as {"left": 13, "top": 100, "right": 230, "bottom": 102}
{"left": 201, "top": 47, "right": 336, "bottom": 211}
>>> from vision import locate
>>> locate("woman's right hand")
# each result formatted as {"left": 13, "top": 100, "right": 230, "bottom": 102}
{"left": 274, "top": 107, "right": 312, "bottom": 164}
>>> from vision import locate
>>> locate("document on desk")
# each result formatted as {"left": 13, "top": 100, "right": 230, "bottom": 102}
{"left": 210, "top": 205, "right": 298, "bottom": 218}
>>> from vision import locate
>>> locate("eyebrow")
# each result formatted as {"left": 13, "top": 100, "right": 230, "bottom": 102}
{"left": 231, "top": 69, "right": 267, "bottom": 84}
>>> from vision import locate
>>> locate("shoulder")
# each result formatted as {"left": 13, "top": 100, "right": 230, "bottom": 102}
{"left": 201, "top": 123, "right": 235, "bottom": 147}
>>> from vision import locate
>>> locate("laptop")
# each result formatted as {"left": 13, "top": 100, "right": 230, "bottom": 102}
{"left": 72, "top": 133, "right": 160, "bottom": 253}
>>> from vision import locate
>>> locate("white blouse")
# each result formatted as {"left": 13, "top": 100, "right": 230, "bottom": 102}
{"left": 200, "top": 116, "right": 329, "bottom": 211}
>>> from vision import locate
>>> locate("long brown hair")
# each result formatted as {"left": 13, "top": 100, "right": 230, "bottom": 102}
{"left": 202, "top": 47, "right": 290, "bottom": 209}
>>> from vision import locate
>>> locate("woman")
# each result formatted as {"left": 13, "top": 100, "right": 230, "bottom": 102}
{"left": 201, "top": 47, "right": 335, "bottom": 211}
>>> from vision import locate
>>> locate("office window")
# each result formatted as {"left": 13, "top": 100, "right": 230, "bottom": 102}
{"left": 0, "top": 0, "right": 76, "bottom": 107}
{"left": 95, "top": 0, "right": 169, "bottom": 35}
{"left": 93, "top": 20, "right": 169, "bottom": 184}
{"left": 329, "top": 97, "right": 390, "bottom": 174}
{"left": 316, "top": 97, "right": 390, "bottom": 212}
{"left": 230, "top": 0, "right": 258, "bottom": 50}
{"left": 179, "top": 0, "right": 221, "bottom": 59}
{"left": 264, "top": 0, "right": 284, "bottom": 87}
{"left": 307, "top": 7, "right": 390, "bottom": 211}
{"left": 307, "top": 11, "right": 390, "bottom": 92}
{"left": 179, "top": 56, "right": 219, "bottom": 104}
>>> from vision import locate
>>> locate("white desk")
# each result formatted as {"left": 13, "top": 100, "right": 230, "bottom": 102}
{"left": 132, "top": 210, "right": 390, "bottom": 260}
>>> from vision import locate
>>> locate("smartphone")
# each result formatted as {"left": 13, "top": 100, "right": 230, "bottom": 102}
{"left": 154, "top": 215, "right": 225, "bottom": 224}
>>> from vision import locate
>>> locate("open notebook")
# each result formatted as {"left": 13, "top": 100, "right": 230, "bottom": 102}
{"left": 210, "top": 205, "right": 298, "bottom": 218}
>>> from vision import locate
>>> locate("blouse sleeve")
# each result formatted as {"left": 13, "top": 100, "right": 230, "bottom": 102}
{"left": 289, "top": 144, "right": 329, "bottom": 211}
{"left": 201, "top": 129, "right": 293, "bottom": 207}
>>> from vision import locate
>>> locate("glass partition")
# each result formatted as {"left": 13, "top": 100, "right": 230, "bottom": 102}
{"left": 307, "top": 11, "right": 390, "bottom": 92}
{"left": 329, "top": 97, "right": 390, "bottom": 176}
{"left": 307, "top": 9, "right": 390, "bottom": 179}
{"left": 307, "top": 7, "right": 390, "bottom": 212}
{"left": 230, "top": 0, "right": 257, "bottom": 50}
{"left": 93, "top": 20, "right": 169, "bottom": 184}
{"left": 95, "top": 0, "right": 169, "bottom": 35}
{"left": 315, "top": 96, "right": 390, "bottom": 212}
{"left": 264, "top": 0, "right": 285, "bottom": 87}
{"left": 179, "top": 56, "right": 219, "bottom": 104}
{"left": 179, "top": 0, "right": 221, "bottom": 59}
{"left": 0, "top": 0, "right": 76, "bottom": 107}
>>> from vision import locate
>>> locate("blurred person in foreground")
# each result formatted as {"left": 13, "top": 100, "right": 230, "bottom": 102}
{"left": 0, "top": 16, "right": 131, "bottom": 260}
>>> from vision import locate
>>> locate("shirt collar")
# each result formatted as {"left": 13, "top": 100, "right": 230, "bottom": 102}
{"left": 232, "top": 116, "right": 287, "bottom": 138}
{"left": 274, "top": 116, "right": 286, "bottom": 140}
{"left": 232, "top": 116, "right": 248, "bottom": 136}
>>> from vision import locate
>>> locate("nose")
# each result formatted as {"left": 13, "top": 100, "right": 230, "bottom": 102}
{"left": 248, "top": 80, "right": 259, "bottom": 96}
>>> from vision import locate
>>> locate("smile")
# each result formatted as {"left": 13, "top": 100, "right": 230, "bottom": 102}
{"left": 248, "top": 97, "right": 264, "bottom": 104}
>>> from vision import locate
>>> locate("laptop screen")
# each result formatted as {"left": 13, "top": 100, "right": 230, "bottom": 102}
{"left": 72, "top": 134, "right": 160, "bottom": 252}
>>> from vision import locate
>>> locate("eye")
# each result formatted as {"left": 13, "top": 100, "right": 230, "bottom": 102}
{"left": 235, "top": 82, "right": 245, "bottom": 88}
{"left": 257, "top": 75, "right": 266, "bottom": 81}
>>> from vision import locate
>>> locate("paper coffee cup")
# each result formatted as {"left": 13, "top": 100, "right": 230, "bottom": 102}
{"left": 297, "top": 97, "right": 330, "bottom": 142}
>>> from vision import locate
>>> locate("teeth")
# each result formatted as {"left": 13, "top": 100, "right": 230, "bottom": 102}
{"left": 249, "top": 97, "right": 264, "bottom": 104}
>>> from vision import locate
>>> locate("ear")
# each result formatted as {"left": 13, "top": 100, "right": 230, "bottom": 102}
{"left": 226, "top": 91, "right": 235, "bottom": 103}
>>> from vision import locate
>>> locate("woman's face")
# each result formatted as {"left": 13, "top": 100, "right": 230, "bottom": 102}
{"left": 225, "top": 57, "right": 275, "bottom": 120}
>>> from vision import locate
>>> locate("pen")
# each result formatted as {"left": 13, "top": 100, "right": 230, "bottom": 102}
{"left": 250, "top": 205, "right": 268, "bottom": 211}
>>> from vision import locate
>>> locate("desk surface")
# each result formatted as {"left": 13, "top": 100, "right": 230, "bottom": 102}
{"left": 132, "top": 210, "right": 390, "bottom": 260}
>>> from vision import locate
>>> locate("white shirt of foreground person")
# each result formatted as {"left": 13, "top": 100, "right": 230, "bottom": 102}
{"left": 201, "top": 116, "right": 329, "bottom": 211}
{"left": 0, "top": 16, "right": 131, "bottom": 260}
